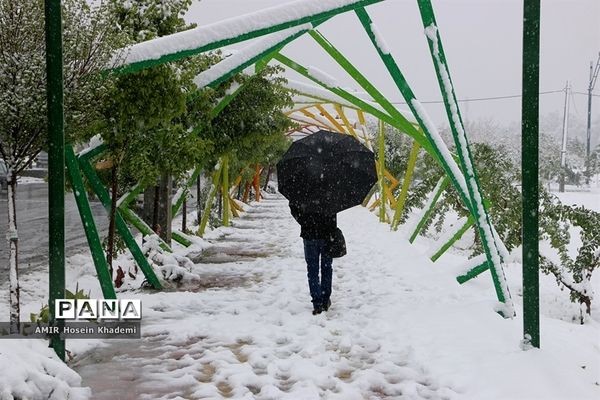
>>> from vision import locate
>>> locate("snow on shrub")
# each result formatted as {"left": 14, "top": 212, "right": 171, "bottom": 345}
{"left": 0, "top": 341, "right": 90, "bottom": 400}
{"left": 540, "top": 192, "right": 600, "bottom": 323}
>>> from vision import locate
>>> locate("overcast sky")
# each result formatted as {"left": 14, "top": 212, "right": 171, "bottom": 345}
{"left": 186, "top": 0, "right": 600, "bottom": 136}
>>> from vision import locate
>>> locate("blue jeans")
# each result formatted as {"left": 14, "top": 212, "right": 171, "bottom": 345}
{"left": 303, "top": 239, "right": 333, "bottom": 307}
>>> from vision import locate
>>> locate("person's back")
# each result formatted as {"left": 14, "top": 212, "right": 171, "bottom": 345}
{"left": 289, "top": 202, "right": 336, "bottom": 315}
{"left": 290, "top": 207, "right": 336, "bottom": 240}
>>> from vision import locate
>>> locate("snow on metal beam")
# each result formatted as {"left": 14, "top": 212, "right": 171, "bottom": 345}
{"left": 193, "top": 25, "right": 312, "bottom": 89}
{"left": 111, "top": 0, "right": 384, "bottom": 74}
{"left": 287, "top": 79, "right": 382, "bottom": 113}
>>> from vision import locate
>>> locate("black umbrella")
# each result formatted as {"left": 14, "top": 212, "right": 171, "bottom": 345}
{"left": 277, "top": 130, "right": 377, "bottom": 215}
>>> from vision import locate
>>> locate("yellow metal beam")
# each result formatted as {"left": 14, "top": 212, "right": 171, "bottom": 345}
{"left": 288, "top": 115, "right": 330, "bottom": 131}
{"left": 355, "top": 109, "right": 373, "bottom": 148}
{"left": 300, "top": 109, "right": 340, "bottom": 132}
{"left": 391, "top": 141, "right": 421, "bottom": 231}
{"left": 315, "top": 104, "right": 346, "bottom": 133}
{"left": 335, "top": 104, "right": 359, "bottom": 139}
{"left": 384, "top": 170, "right": 399, "bottom": 186}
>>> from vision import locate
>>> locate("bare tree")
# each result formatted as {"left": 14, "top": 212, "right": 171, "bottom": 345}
{"left": 0, "top": 0, "right": 123, "bottom": 332}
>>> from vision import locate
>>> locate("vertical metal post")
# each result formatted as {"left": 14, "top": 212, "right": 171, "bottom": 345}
{"left": 587, "top": 63, "right": 593, "bottom": 183}
{"left": 586, "top": 54, "right": 600, "bottom": 184}
{"left": 522, "top": 0, "right": 541, "bottom": 348}
{"left": 378, "top": 120, "right": 386, "bottom": 222}
{"left": 45, "top": 0, "right": 65, "bottom": 360}
{"left": 559, "top": 81, "right": 570, "bottom": 193}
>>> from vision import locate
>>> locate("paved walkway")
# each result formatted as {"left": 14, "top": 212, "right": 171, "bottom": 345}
{"left": 73, "top": 194, "right": 457, "bottom": 400}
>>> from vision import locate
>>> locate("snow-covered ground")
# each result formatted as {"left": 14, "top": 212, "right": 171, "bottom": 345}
{"left": 1, "top": 191, "right": 599, "bottom": 399}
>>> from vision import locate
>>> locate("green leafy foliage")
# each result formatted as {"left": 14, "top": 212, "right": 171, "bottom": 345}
{"left": 29, "top": 284, "right": 90, "bottom": 323}
{"left": 540, "top": 192, "right": 600, "bottom": 322}
{"left": 96, "top": 0, "right": 218, "bottom": 186}
{"left": 29, "top": 305, "right": 49, "bottom": 324}
{"left": 206, "top": 66, "right": 294, "bottom": 192}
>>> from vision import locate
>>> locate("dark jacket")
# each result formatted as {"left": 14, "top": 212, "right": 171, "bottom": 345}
{"left": 289, "top": 203, "right": 337, "bottom": 240}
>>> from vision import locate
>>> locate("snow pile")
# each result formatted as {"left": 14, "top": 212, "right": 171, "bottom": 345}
{"left": 0, "top": 340, "right": 91, "bottom": 400}
{"left": 78, "top": 134, "right": 104, "bottom": 157}
{"left": 16, "top": 176, "right": 45, "bottom": 185}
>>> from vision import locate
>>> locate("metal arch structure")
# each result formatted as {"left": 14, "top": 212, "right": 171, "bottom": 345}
{"left": 45, "top": 0, "right": 544, "bottom": 358}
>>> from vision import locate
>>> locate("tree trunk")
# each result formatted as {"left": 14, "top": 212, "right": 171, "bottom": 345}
{"left": 242, "top": 183, "right": 251, "bottom": 203}
{"left": 157, "top": 174, "right": 172, "bottom": 244}
{"left": 106, "top": 164, "right": 119, "bottom": 276}
{"left": 580, "top": 295, "right": 592, "bottom": 324}
{"left": 196, "top": 174, "right": 202, "bottom": 224}
{"left": 7, "top": 170, "right": 20, "bottom": 333}
{"left": 182, "top": 199, "right": 187, "bottom": 232}
{"left": 253, "top": 165, "right": 261, "bottom": 202}
{"left": 218, "top": 193, "right": 222, "bottom": 220}
{"left": 142, "top": 185, "right": 156, "bottom": 228}
{"left": 263, "top": 165, "right": 272, "bottom": 191}
{"left": 152, "top": 184, "right": 159, "bottom": 233}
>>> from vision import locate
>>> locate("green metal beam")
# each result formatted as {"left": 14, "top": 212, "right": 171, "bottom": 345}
{"left": 355, "top": 8, "right": 473, "bottom": 217}
{"left": 457, "top": 260, "right": 490, "bottom": 285}
{"left": 65, "top": 146, "right": 116, "bottom": 299}
{"left": 45, "top": 0, "right": 65, "bottom": 361}
{"left": 118, "top": 182, "right": 145, "bottom": 210}
{"left": 173, "top": 231, "right": 193, "bottom": 247}
{"left": 521, "top": 0, "right": 541, "bottom": 348}
{"left": 118, "top": 207, "right": 172, "bottom": 252}
{"left": 409, "top": 176, "right": 449, "bottom": 243}
{"left": 308, "top": 30, "right": 431, "bottom": 151}
{"left": 430, "top": 215, "right": 474, "bottom": 262}
{"left": 198, "top": 27, "right": 313, "bottom": 89}
{"left": 416, "top": 0, "right": 512, "bottom": 311}
{"left": 273, "top": 53, "right": 433, "bottom": 155}
{"left": 111, "top": 0, "right": 384, "bottom": 75}
{"left": 172, "top": 167, "right": 202, "bottom": 217}
{"left": 78, "top": 158, "right": 162, "bottom": 289}
{"left": 79, "top": 143, "right": 107, "bottom": 163}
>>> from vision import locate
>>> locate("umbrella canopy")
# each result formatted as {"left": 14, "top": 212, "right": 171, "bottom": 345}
{"left": 277, "top": 130, "right": 377, "bottom": 215}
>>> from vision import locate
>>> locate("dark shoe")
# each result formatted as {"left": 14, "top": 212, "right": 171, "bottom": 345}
{"left": 322, "top": 298, "right": 331, "bottom": 311}
{"left": 312, "top": 305, "right": 323, "bottom": 315}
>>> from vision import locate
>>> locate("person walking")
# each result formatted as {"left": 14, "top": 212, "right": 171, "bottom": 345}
{"left": 289, "top": 203, "right": 336, "bottom": 315}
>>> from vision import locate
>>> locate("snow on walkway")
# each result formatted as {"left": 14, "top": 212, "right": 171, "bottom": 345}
{"left": 72, "top": 194, "right": 457, "bottom": 399}
{"left": 62, "top": 192, "right": 599, "bottom": 400}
